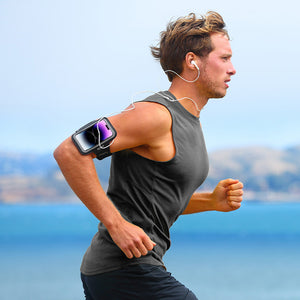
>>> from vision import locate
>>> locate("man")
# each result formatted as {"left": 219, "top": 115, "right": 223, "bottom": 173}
{"left": 54, "top": 11, "right": 243, "bottom": 300}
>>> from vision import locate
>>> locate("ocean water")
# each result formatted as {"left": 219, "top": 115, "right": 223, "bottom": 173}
{"left": 1, "top": 201, "right": 300, "bottom": 300}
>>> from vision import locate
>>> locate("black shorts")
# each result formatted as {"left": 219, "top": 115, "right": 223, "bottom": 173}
{"left": 81, "top": 264, "right": 198, "bottom": 300}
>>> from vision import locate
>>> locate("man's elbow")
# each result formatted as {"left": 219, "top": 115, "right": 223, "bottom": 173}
{"left": 53, "top": 138, "right": 75, "bottom": 165}
{"left": 53, "top": 145, "right": 63, "bottom": 164}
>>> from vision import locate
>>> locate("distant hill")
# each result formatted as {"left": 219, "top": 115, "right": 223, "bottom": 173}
{"left": 201, "top": 145, "right": 300, "bottom": 201}
{"left": 0, "top": 152, "right": 111, "bottom": 203}
{"left": 0, "top": 146, "right": 299, "bottom": 203}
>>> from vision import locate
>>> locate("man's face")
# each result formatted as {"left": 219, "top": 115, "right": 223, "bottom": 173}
{"left": 199, "top": 33, "right": 236, "bottom": 99}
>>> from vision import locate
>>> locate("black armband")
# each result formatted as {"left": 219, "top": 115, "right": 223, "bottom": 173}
{"left": 72, "top": 117, "right": 117, "bottom": 159}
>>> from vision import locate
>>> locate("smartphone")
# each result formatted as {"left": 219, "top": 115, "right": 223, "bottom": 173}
{"left": 72, "top": 117, "right": 117, "bottom": 155}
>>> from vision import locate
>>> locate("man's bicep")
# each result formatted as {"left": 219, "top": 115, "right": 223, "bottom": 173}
{"left": 108, "top": 102, "right": 171, "bottom": 153}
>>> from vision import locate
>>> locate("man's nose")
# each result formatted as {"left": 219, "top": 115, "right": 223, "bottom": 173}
{"left": 228, "top": 62, "right": 236, "bottom": 75}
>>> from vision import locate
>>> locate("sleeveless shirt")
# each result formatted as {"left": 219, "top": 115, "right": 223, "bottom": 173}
{"left": 80, "top": 91, "right": 209, "bottom": 275}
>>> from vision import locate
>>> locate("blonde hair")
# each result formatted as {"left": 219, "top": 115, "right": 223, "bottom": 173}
{"left": 151, "top": 11, "right": 229, "bottom": 81}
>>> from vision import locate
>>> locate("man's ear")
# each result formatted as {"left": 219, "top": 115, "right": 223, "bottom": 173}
{"left": 185, "top": 52, "right": 200, "bottom": 71}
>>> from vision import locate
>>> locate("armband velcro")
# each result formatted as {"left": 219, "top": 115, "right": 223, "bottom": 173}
{"left": 93, "top": 145, "right": 112, "bottom": 160}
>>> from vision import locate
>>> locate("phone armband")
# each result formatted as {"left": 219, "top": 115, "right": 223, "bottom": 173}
{"left": 72, "top": 117, "right": 117, "bottom": 160}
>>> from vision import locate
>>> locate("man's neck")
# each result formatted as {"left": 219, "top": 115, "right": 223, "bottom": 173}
{"left": 168, "top": 79, "right": 209, "bottom": 118}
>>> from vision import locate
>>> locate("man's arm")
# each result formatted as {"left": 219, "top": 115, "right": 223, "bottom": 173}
{"left": 54, "top": 102, "right": 172, "bottom": 259}
{"left": 182, "top": 179, "right": 244, "bottom": 214}
{"left": 54, "top": 137, "right": 156, "bottom": 259}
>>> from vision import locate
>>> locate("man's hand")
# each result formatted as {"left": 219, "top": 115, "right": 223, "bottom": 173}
{"left": 211, "top": 178, "right": 244, "bottom": 212}
{"left": 108, "top": 219, "right": 156, "bottom": 259}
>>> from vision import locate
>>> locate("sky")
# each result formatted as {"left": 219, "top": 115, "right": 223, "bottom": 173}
{"left": 1, "top": 0, "right": 299, "bottom": 153}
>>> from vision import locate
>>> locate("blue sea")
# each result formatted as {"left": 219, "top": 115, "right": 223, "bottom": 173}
{"left": 1, "top": 201, "right": 300, "bottom": 300}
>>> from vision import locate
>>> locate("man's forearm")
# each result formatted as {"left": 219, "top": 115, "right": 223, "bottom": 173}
{"left": 181, "top": 192, "right": 215, "bottom": 215}
{"left": 53, "top": 137, "right": 122, "bottom": 229}
{"left": 182, "top": 179, "right": 244, "bottom": 215}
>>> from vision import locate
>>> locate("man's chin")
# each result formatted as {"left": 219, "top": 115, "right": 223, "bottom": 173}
{"left": 209, "top": 92, "right": 226, "bottom": 99}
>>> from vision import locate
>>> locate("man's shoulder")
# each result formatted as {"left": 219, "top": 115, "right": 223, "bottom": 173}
{"left": 132, "top": 101, "right": 172, "bottom": 130}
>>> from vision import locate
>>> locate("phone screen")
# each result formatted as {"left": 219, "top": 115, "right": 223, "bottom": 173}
{"left": 75, "top": 120, "right": 113, "bottom": 151}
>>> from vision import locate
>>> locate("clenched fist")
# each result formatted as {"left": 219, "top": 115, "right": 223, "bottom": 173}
{"left": 211, "top": 178, "right": 244, "bottom": 212}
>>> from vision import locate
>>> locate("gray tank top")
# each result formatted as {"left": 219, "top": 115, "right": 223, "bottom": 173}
{"left": 80, "top": 91, "right": 209, "bottom": 275}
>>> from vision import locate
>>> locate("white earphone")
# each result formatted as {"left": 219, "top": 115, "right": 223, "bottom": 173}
{"left": 164, "top": 60, "right": 200, "bottom": 83}
{"left": 191, "top": 60, "right": 199, "bottom": 71}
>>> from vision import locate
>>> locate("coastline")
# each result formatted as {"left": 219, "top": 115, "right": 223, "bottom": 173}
{"left": 1, "top": 190, "right": 300, "bottom": 205}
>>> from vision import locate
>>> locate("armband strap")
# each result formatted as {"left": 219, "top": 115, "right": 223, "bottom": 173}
{"left": 93, "top": 145, "right": 112, "bottom": 160}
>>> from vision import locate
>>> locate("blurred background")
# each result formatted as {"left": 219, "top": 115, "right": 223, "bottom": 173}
{"left": 0, "top": 0, "right": 299, "bottom": 299}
